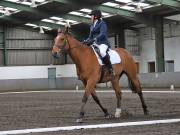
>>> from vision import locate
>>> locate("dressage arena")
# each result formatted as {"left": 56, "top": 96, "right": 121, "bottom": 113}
{"left": 1, "top": 0, "right": 180, "bottom": 135}
{"left": 0, "top": 89, "right": 180, "bottom": 135}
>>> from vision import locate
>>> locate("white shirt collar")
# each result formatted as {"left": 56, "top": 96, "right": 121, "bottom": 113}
{"left": 93, "top": 20, "right": 98, "bottom": 27}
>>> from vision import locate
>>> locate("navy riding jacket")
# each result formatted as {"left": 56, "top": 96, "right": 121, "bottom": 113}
{"left": 86, "top": 19, "right": 110, "bottom": 48}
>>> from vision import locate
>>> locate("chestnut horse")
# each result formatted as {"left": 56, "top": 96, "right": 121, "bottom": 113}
{"left": 52, "top": 27, "right": 148, "bottom": 123}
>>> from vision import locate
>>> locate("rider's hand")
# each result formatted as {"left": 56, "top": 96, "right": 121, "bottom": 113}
{"left": 81, "top": 40, "right": 87, "bottom": 44}
{"left": 82, "top": 39, "right": 95, "bottom": 46}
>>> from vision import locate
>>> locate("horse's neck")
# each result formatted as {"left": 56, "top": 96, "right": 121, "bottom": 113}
{"left": 67, "top": 36, "right": 89, "bottom": 68}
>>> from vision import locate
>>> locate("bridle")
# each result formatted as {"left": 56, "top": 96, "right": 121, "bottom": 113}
{"left": 54, "top": 34, "right": 80, "bottom": 53}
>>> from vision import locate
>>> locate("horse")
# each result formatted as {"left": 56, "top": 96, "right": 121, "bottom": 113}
{"left": 52, "top": 26, "right": 148, "bottom": 123}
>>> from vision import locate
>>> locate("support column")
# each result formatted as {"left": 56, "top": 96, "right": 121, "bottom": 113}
{"left": 65, "top": 53, "right": 67, "bottom": 64}
{"left": 117, "top": 27, "right": 125, "bottom": 48}
{"left": 155, "top": 16, "right": 165, "bottom": 72}
{"left": 114, "top": 34, "right": 118, "bottom": 48}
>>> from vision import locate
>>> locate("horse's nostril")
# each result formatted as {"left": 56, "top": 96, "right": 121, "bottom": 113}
{"left": 52, "top": 52, "right": 60, "bottom": 59}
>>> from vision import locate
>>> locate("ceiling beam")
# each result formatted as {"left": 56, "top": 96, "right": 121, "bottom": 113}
{"left": 0, "top": 1, "right": 43, "bottom": 13}
{"left": 0, "top": 0, "right": 73, "bottom": 17}
{"left": 0, "top": 0, "right": 155, "bottom": 26}
{"left": 0, "top": 15, "right": 64, "bottom": 29}
{"left": 95, "top": 5, "right": 155, "bottom": 26}
{"left": 0, "top": 0, "right": 90, "bottom": 24}
{"left": 53, "top": 0, "right": 81, "bottom": 5}
{"left": 61, "top": 14, "right": 90, "bottom": 24}
{"left": 146, "top": 0, "right": 180, "bottom": 10}
{"left": 0, "top": 0, "right": 157, "bottom": 30}
{"left": 0, "top": 15, "right": 26, "bottom": 24}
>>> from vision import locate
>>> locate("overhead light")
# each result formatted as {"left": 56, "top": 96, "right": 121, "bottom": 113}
{"left": 25, "top": 23, "right": 38, "bottom": 27}
{"left": 133, "top": 0, "right": 145, "bottom": 2}
{"left": 30, "top": 0, "right": 37, "bottom": 8}
{"left": 135, "top": 3, "right": 143, "bottom": 13}
{"left": 39, "top": 26, "right": 44, "bottom": 34}
{"left": 17, "top": 0, "right": 28, "bottom": 3}
{"left": 4, "top": 9, "right": 11, "bottom": 16}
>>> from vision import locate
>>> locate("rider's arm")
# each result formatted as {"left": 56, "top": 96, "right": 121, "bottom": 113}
{"left": 82, "top": 25, "right": 95, "bottom": 45}
{"left": 86, "top": 25, "right": 93, "bottom": 41}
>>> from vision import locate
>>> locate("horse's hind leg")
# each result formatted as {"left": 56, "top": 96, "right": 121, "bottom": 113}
{"left": 128, "top": 75, "right": 148, "bottom": 115}
{"left": 91, "top": 92, "right": 110, "bottom": 118}
{"left": 111, "top": 79, "right": 122, "bottom": 118}
{"left": 137, "top": 90, "right": 148, "bottom": 115}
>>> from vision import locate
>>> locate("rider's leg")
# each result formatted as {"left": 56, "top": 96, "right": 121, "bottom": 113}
{"left": 98, "top": 44, "right": 108, "bottom": 58}
{"left": 102, "top": 54, "right": 114, "bottom": 74}
{"left": 99, "top": 44, "right": 114, "bottom": 75}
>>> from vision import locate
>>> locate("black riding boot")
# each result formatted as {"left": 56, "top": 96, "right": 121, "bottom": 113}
{"left": 102, "top": 54, "right": 115, "bottom": 78}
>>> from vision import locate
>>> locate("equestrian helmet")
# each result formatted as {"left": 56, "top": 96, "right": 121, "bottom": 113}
{"left": 89, "top": 10, "right": 102, "bottom": 19}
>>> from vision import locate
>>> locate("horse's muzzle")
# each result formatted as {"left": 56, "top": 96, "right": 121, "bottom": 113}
{"left": 52, "top": 45, "right": 61, "bottom": 59}
{"left": 52, "top": 52, "right": 60, "bottom": 59}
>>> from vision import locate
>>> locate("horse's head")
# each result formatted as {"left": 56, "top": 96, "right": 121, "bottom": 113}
{"left": 52, "top": 24, "right": 70, "bottom": 58}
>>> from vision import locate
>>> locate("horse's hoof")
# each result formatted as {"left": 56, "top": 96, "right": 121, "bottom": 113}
{"left": 76, "top": 118, "right": 83, "bottom": 123}
{"left": 115, "top": 108, "right": 121, "bottom": 118}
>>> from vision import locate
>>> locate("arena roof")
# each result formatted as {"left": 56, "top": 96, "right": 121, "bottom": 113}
{"left": 0, "top": 0, "right": 180, "bottom": 34}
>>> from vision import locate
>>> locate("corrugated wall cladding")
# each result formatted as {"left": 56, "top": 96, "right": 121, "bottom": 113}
{"left": 6, "top": 27, "right": 51, "bottom": 39}
{"left": 125, "top": 30, "right": 140, "bottom": 56}
{"left": 109, "top": 36, "right": 115, "bottom": 48}
{"left": 0, "top": 26, "right": 3, "bottom": 32}
{"left": 140, "top": 27, "right": 154, "bottom": 40}
{"left": 0, "top": 50, "right": 3, "bottom": 65}
{"left": 6, "top": 40, "right": 53, "bottom": 48}
{"left": 66, "top": 55, "right": 74, "bottom": 64}
{"left": 140, "top": 22, "right": 180, "bottom": 41}
{"left": 2, "top": 26, "right": 63, "bottom": 65}
{"left": 7, "top": 50, "right": 54, "bottom": 65}
{"left": 0, "top": 26, "right": 3, "bottom": 65}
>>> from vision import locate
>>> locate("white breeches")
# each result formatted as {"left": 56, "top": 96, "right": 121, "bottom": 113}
{"left": 95, "top": 44, "right": 108, "bottom": 58}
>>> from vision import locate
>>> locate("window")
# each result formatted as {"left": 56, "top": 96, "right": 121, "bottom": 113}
{"left": 165, "top": 60, "right": 174, "bottom": 72}
{"left": 148, "top": 61, "right": 155, "bottom": 73}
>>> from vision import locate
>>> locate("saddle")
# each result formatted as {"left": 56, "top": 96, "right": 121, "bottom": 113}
{"left": 91, "top": 45, "right": 121, "bottom": 82}
{"left": 91, "top": 45, "right": 121, "bottom": 65}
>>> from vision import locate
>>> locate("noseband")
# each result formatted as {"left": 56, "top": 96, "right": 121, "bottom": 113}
{"left": 54, "top": 37, "right": 69, "bottom": 52}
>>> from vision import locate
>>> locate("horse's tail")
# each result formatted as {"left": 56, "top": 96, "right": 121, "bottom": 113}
{"left": 117, "top": 48, "right": 140, "bottom": 93}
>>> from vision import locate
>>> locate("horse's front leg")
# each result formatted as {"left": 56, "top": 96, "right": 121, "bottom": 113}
{"left": 76, "top": 79, "right": 96, "bottom": 123}
{"left": 91, "top": 92, "right": 112, "bottom": 118}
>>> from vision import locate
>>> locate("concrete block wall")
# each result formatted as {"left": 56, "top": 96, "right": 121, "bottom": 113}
{"left": 0, "top": 65, "right": 180, "bottom": 91}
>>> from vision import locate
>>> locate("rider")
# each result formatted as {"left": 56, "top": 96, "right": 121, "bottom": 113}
{"left": 83, "top": 9, "right": 114, "bottom": 77}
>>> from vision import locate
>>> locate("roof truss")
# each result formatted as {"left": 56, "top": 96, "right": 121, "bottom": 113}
{"left": 0, "top": 0, "right": 180, "bottom": 32}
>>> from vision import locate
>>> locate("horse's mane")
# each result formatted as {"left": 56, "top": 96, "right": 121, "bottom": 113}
{"left": 66, "top": 32, "right": 89, "bottom": 49}
{"left": 57, "top": 31, "right": 93, "bottom": 54}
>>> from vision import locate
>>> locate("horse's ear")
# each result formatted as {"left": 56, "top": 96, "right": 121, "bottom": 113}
{"left": 64, "top": 21, "right": 71, "bottom": 34}
{"left": 58, "top": 28, "right": 62, "bottom": 33}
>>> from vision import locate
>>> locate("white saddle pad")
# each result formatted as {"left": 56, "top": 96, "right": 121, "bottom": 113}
{"left": 92, "top": 47, "right": 121, "bottom": 65}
